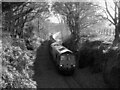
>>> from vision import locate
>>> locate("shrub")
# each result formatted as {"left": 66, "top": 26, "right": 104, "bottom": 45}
{"left": 78, "top": 40, "right": 108, "bottom": 73}
{"left": 103, "top": 47, "right": 120, "bottom": 88}
{"left": 2, "top": 41, "right": 37, "bottom": 89}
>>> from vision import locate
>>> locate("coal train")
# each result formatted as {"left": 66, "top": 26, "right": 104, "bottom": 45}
{"left": 49, "top": 42, "right": 76, "bottom": 74}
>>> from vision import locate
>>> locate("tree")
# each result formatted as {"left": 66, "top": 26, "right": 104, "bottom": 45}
{"left": 98, "top": 0, "right": 120, "bottom": 44}
{"left": 52, "top": 2, "right": 102, "bottom": 51}
{"left": 2, "top": 2, "right": 49, "bottom": 38}
{"left": 105, "top": 0, "right": 120, "bottom": 44}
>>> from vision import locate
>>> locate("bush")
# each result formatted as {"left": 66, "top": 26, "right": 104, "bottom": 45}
{"left": 2, "top": 40, "right": 37, "bottom": 89}
{"left": 12, "top": 39, "right": 26, "bottom": 50}
{"left": 78, "top": 47, "right": 94, "bottom": 68}
{"left": 78, "top": 40, "right": 108, "bottom": 73}
{"left": 103, "top": 48, "right": 120, "bottom": 88}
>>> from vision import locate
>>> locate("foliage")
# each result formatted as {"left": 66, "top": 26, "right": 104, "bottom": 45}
{"left": 77, "top": 40, "right": 112, "bottom": 73}
{"left": 1, "top": 38, "right": 37, "bottom": 89}
{"left": 31, "top": 35, "right": 43, "bottom": 50}
{"left": 78, "top": 40, "right": 102, "bottom": 66}
{"left": 103, "top": 46, "right": 120, "bottom": 88}
{"left": 23, "top": 22, "right": 35, "bottom": 39}
{"left": 2, "top": 2, "right": 49, "bottom": 38}
{"left": 77, "top": 39, "right": 120, "bottom": 88}
{"left": 52, "top": 2, "right": 102, "bottom": 51}
{"left": 97, "top": 0, "right": 120, "bottom": 43}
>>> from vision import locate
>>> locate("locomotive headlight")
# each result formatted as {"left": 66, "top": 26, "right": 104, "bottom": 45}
{"left": 60, "top": 64, "right": 63, "bottom": 67}
{"left": 73, "top": 65, "right": 75, "bottom": 67}
{"left": 71, "top": 64, "right": 75, "bottom": 67}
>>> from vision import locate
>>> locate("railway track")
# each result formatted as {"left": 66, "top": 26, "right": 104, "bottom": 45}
{"left": 63, "top": 76, "right": 81, "bottom": 88}
{"left": 62, "top": 70, "right": 85, "bottom": 88}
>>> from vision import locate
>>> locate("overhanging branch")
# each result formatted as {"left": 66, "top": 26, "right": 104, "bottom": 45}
{"left": 105, "top": 0, "right": 116, "bottom": 24}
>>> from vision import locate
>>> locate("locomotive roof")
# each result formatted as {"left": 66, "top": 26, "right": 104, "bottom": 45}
{"left": 51, "top": 42, "right": 73, "bottom": 54}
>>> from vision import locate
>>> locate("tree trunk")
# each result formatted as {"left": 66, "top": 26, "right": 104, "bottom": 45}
{"left": 113, "top": 6, "right": 120, "bottom": 45}
{"left": 65, "top": 14, "right": 80, "bottom": 52}
{"left": 113, "top": 24, "right": 120, "bottom": 45}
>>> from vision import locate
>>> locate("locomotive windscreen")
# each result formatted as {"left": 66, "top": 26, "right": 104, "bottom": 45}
{"left": 59, "top": 53, "right": 75, "bottom": 66}
{"left": 59, "top": 47, "right": 65, "bottom": 51}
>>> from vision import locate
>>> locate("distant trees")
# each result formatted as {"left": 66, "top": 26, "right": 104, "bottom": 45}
{"left": 52, "top": 2, "right": 102, "bottom": 51}
{"left": 2, "top": 2, "right": 49, "bottom": 38}
{"left": 105, "top": 0, "right": 120, "bottom": 44}
{"left": 98, "top": 0, "right": 120, "bottom": 44}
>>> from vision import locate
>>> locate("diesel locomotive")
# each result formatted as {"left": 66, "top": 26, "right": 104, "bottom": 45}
{"left": 49, "top": 42, "right": 76, "bottom": 74}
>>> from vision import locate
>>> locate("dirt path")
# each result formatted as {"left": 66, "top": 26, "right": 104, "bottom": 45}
{"left": 33, "top": 40, "right": 108, "bottom": 88}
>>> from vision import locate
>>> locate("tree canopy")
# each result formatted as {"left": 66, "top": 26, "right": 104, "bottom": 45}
{"left": 2, "top": 2, "right": 49, "bottom": 38}
{"left": 52, "top": 2, "right": 102, "bottom": 51}
{"left": 97, "top": 0, "right": 120, "bottom": 44}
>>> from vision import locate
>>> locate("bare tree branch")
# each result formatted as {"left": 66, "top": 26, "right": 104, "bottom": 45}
{"left": 64, "top": 3, "right": 71, "bottom": 14}
{"left": 114, "top": 1, "right": 119, "bottom": 8}
{"left": 115, "top": 2, "right": 117, "bottom": 25}
{"left": 96, "top": 14, "right": 115, "bottom": 25}
{"left": 104, "top": 0, "right": 116, "bottom": 23}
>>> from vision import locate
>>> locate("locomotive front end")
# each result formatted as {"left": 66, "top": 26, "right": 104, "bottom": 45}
{"left": 58, "top": 53, "right": 76, "bottom": 73}
{"left": 50, "top": 42, "right": 76, "bottom": 75}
